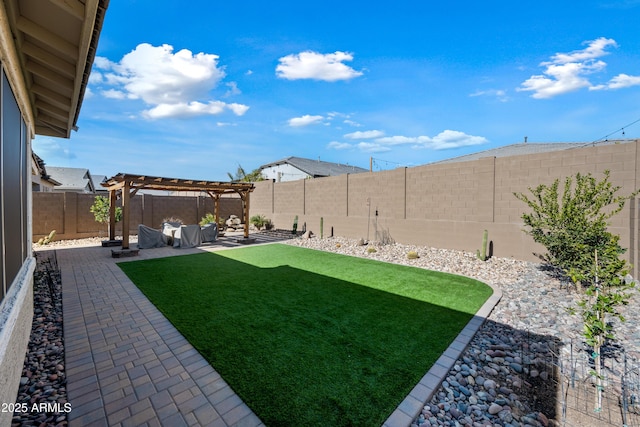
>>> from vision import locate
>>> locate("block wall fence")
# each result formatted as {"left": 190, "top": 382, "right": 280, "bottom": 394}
{"left": 249, "top": 140, "right": 640, "bottom": 276}
{"left": 32, "top": 193, "right": 242, "bottom": 241}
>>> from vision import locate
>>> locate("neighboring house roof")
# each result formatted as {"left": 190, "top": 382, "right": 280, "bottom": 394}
{"left": 47, "top": 166, "right": 96, "bottom": 193}
{"left": 92, "top": 174, "right": 108, "bottom": 191}
{"left": 432, "top": 139, "right": 633, "bottom": 164}
{"left": 31, "top": 152, "right": 62, "bottom": 186}
{"left": 260, "top": 156, "right": 368, "bottom": 178}
{"left": 1, "top": 0, "right": 109, "bottom": 138}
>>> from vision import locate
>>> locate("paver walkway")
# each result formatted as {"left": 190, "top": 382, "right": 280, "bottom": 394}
{"left": 58, "top": 235, "right": 285, "bottom": 426}
{"left": 53, "top": 232, "right": 500, "bottom": 427}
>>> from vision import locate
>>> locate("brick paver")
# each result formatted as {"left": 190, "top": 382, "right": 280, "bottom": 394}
{"left": 58, "top": 236, "right": 271, "bottom": 426}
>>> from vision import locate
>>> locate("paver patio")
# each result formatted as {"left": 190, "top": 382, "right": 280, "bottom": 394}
{"left": 48, "top": 232, "right": 500, "bottom": 426}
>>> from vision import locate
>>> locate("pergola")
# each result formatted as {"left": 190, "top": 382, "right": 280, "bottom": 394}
{"left": 101, "top": 173, "right": 255, "bottom": 250}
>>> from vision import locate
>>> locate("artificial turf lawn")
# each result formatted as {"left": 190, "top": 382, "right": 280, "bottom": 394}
{"left": 118, "top": 244, "right": 492, "bottom": 426}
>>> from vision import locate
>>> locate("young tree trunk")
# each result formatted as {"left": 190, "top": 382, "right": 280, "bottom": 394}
{"left": 594, "top": 249, "right": 602, "bottom": 413}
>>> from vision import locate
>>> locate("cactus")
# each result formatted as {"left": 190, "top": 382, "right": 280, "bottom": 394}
{"left": 292, "top": 215, "right": 298, "bottom": 235}
{"left": 320, "top": 217, "right": 324, "bottom": 239}
{"left": 38, "top": 230, "right": 57, "bottom": 246}
{"left": 367, "top": 246, "right": 377, "bottom": 253}
{"left": 476, "top": 229, "right": 489, "bottom": 261}
{"left": 407, "top": 250, "right": 419, "bottom": 259}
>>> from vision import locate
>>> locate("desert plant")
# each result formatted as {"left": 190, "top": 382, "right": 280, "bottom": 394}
{"left": 90, "top": 196, "right": 122, "bottom": 237}
{"left": 250, "top": 214, "right": 270, "bottom": 230}
{"left": 161, "top": 217, "right": 183, "bottom": 226}
{"left": 37, "top": 230, "right": 56, "bottom": 245}
{"left": 199, "top": 213, "right": 217, "bottom": 226}
{"left": 476, "top": 229, "right": 489, "bottom": 261}
{"left": 292, "top": 215, "right": 298, "bottom": 234}
{"left": 367, "top": 247, "right": 377, "bottom": 254}
{"left": 407, "top": 251, "right": 419, "bottom": 259}
{"left": 320, "top": 217, "right": 324, "bottom": 239}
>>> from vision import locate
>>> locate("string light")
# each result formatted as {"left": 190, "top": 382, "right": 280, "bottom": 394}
{"left": 371, "top": 157, "right": 404, "bottom": 171}
{"left": 588, "top": 116, "right": 640, "bottom": 146}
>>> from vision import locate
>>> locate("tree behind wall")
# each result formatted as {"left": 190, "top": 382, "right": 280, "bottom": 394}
{"left": 227, "top": 164, "right": 264, "bottom": 182}
{"left": 90, "top": 195, "right": 122, "bottom": 237}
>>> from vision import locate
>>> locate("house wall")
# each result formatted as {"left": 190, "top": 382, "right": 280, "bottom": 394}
{"left": 0, "top": 59, "right": 35, "bottom": 424}
{"left": 261, "top": 163, "right": 310, "bottom": 182}
{"left": 32, "top": 193, "right": 243, "bottom": 241}
{"left": 250, "top": 140, "right": 640, "bottom": 276}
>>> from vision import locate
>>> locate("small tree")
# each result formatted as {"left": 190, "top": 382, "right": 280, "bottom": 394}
{"left": 90, "top": 195, "right": 122, "bottom": 237}
{"left": 514, "top": 170, "right": 637, "bottom": 412}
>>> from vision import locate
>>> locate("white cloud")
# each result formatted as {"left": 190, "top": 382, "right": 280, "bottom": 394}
{"left": 101, "top": 89, "right": 127, "bottom": 99}
{"left": 92, "top": 43, "right": 247, "bottom": 119}
{"left": 93, "top": 56, "right": 114, "bottom": 70}
{"left": 276, "top": 51, "right": 363, "bottom": 81}
{"left": 518, "top": 38, "right": 620, "bottom": 99}
{"left": 591, "top": 73, "right": 640, "bottom": 90}
{"left": 288, "top": 114, "right": 324, "bottom": 127}
{"left": 326, "top": 140, "right": 391, "bottom": 152}
{"left": 357, "top": 142, "right": 391, "bottom": 153}
{"left": 375, "top": 135, "right": 417, "bottom": 145}
{"left": 142, "top": 101, "right": 247, "bottom": 119}
{"left": 224, "top": 82, "right": 241, "bottom": 97}
{"left": 344, "top": 130, "right": 385, "bottom": 139}
{"left": 88, "top": 71, "right": 103, "bottom": 84}
{"left": 327, "top": 141, "right": 352, "bottom": 150}
{"left": 418, "top": 130, "right": 488, "bottom": 150}
{"left": 227, "top": 103, "right": 250, "bottom": 116}
{"left": 327, "top": 130, "right": 487, "bottom": 153}
{"left": 470, "top": 89, "right": 508, "bottom": 102}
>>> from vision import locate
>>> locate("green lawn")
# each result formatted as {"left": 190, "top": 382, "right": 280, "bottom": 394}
{"left": 118, "top": 244, "right": 492, "bottom": 426}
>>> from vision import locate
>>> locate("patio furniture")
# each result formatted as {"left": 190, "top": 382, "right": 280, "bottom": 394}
{"left": 178, "top": 224, "right": 202, "bottom": 248}
{"left": 137, "top": 224, "right": 168, "bottom": 249}
{"left": 201, "top": 223, "right": 218, "bottom": 243}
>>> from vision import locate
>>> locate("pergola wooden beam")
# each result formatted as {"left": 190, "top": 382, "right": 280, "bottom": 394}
{"left": 102, "top": 173, "right": 255, "bottom": 249}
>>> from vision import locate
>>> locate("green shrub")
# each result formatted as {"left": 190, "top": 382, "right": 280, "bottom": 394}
{"left": 199, "top": 213, "right": 219, "bottom": 226}
{"left": 250, "top": 214, "right": 270, "bottom": 230}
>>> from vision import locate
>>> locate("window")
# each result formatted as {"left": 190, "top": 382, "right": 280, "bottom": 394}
{"left": 1, "top": 65, "right": 29, "bottom": 300}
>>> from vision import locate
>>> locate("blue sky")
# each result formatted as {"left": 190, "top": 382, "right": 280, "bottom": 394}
{"left": 34, "top": 0, "right": 640, "bottom": 181}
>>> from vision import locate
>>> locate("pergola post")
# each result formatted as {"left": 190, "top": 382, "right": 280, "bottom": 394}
{"left": 122, "top": 180, "right": 130, "bottom": 249}
{"left": 214, "top": 194, "right": 220, "bottom": 224}
{"left": 206, "top": 191, "right": 221, "bottom": 225}
{"left": 109, "top": 189, "right": 117, "bottom": 241}
{"left": 242, "top": 190, "right": 250, "bottom": 238}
